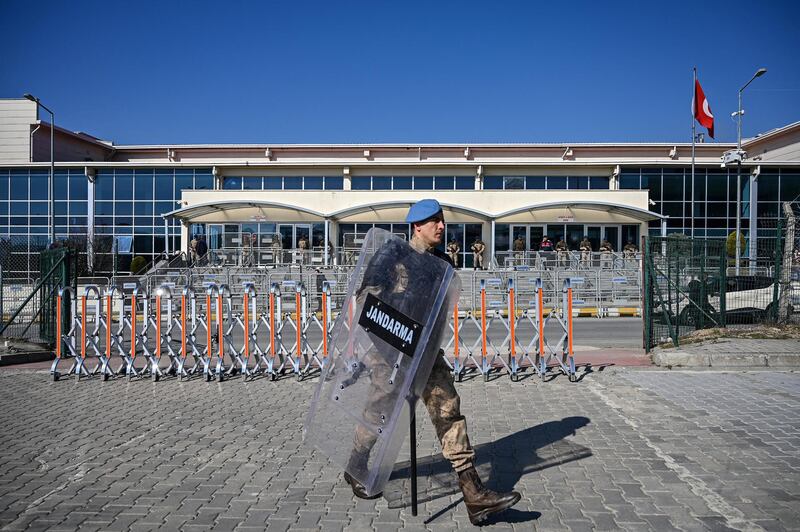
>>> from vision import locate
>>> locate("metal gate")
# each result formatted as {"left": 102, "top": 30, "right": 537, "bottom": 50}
{"left": 0, "top": 248, "right": 76, "bottom": 345}
{"left": 643, "top": 236, "right": 727, "bottom": 350}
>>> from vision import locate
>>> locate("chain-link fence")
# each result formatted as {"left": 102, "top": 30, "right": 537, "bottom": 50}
{"left": 0, "top": 248, "right": 76, "bottom": 344}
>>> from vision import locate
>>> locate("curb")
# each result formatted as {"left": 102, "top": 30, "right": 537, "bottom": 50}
{"left": 652, "top": 350, "right": 800, "bottom": 368}
{"left": 0, "top": 351, "right": 54, "bottom": 366}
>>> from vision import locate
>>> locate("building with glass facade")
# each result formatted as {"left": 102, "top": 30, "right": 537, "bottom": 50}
{"left": 1, "top": 97, "right": 798, "bottom": 276}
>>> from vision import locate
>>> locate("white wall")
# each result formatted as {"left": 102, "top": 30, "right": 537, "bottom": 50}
{"left": 0, "top": 99, "right": 37, "bottom": 163}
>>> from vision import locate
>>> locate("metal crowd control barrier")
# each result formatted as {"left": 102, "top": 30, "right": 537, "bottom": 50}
{"left": 50, "top": 275, "right": 577, "bottom": 384}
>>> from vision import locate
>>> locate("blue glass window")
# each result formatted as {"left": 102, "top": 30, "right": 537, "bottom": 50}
{"left": 0, "top": 171, "right": 8, "bottom": 200}
{"left": 393, "top": 176, "right": 413, "bottom": 190}
{"left": 435, "top": 176, "right": 455, "bottom": 190}
{"left": 372, "top": 176, "right": 392, "bottom": 190}
{"left": 590, "top": 176, "right": 609, "bottom": 189}
{"left": 155, "top": 170, "right": 174, "bottom": 200}
{"left": 619, "top": 173, "right": 640, "bottom": 189}
{"left": 526, "top": 176, "right": 546, "bottom": 189}
{"left": 455, "top": 176, "right": 473, "bottom": 190}
{"left": 30, "top": 202, "right": 48, "bottom": 215}
{"left": 284, "top": 176, "right": 302, "bottom": 190}
{"left": 414, "top": 176, "right": 433, "bottom": 190}
{"left": 70, "top": 202, "right": 87, "bottom": 216}
{"left": 55, "top": 171, "right": 68, "bottom": 201}
{"left": 264, "top": 176, "right": 282, "bottom": 189}
{"left": 780, "top": 172, "right": 800, "bottom": 202}
{"left": 569, "top": 176, "right": 589, "bottom": 190}
{"left": 304, "top": 176, "right": 323, "bottom": 190}
{"left": 70, "top": 173, "right": 86, "bottom": 200}
{"left": 243, "top": 177, "right": 262, "bottom": 190}
{"left": 10, "top": 169, "right": 28, "bottom": 200}
{"left": 484, "top": 176, "right": 502, "bottom": 189}
{"left": 135, "top": 171, "right": 154, "bottom": 200}
{"left": 351, "top": 177, "right": 370, "bottom": 190}
{"left": 30, "top": 172, "right": 48, "bottom": 200}
{"left": 324, "top": 176, "right": 343, "bottom": 190}
{"left": 505, "top": 176, "right": 524, "bottom": 189}
{"left": 223, "top": 176, "right": 241, "bottom": 190}
{"left": 115, "top": 202, "right": 133, "bottom": 216}
{"left": 134, "top": 202, "right": 153, "bottom": 215}
{"left": 96, "top": 202, "right": 113, "bottom": 216}
{"left": 548, "top": 176, "right": 567, "bottom": 189}
{"left": 115, "top": 173, "right": 133, "bottom": 200}
{"left": 155, "top": 202, "right": 174, "bottom": 215}
{"left": 194, "top": 173, "right": 214, "bottom": 189}
{"left": 662, "top": 173, "right": 683, "bottom": 201}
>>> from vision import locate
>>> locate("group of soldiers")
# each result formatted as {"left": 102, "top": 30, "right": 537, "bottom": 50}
{"left": 510, "top": 234, "right": 639, "bottom": 268}
{"left": 445, "top": 238, "right": 487, "bottom": 269}
{"left": 190, "top": 231, "right": 640, "bottom": 270}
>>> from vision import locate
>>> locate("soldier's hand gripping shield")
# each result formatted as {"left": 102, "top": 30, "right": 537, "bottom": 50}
{"left": 304, "top": 228, "right": 460, "bottom": 498}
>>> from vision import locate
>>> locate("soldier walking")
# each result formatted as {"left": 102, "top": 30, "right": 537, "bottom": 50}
{"left": 344, "top": 199, "right": 521, "bottom": 525}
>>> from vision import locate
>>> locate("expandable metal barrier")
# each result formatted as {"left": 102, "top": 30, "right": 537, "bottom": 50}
{"left": 51, "top": 278, "right": 575, "bottom": 382}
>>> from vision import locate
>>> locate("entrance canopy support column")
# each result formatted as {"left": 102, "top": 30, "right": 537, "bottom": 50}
{"left": 163, "top": 217, "right": 170, "bottom": 254}
{"left": 324, "top": 219, "right": 329, "bottom": 266}
{"left": 491, "top": 219, "right": 496, "bottom": 266}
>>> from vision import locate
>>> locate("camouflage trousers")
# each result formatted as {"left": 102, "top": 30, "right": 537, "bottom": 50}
{"left": 353, "top": 352, "right": 476, "bottom": 473}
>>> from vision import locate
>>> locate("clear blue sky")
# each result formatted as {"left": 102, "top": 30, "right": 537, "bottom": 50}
{"left": 2, "top": 0, "right": 798, "bottom": 145}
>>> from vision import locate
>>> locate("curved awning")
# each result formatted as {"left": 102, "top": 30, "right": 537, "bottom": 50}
{"left": 495, "top": 201, "right": 664, "bottom": 222}
{"left": 163, "top": 200, "right": 326, "bottom": 221}
{"left": 328, "top": 201, "right": 492, "bottom": 221}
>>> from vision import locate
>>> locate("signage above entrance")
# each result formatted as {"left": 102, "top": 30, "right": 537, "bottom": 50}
{"left": 557, "top": 215, "right": 575, "bottom": 222}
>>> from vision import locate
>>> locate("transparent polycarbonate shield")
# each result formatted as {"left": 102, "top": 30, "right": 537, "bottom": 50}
{"left": 304, "top": 228, "right": 460, "bottom": 497}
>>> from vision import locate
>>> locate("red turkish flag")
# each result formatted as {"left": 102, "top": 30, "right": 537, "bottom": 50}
{"left": 693, "top": 79, "right": 714, "bottom": 138}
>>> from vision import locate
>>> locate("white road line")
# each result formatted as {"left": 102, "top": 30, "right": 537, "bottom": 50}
{"left": 588, "top": 379, "right": 765, "bottom": 532}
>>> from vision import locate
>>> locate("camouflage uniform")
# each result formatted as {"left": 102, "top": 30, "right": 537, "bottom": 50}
{"left": 471, "top": 240, "right": 485, "bottom": 270}
{"left": 351, "top": 236, "right": 475, "bottom": 473}
{"left": 446, "top": 240, "right": 461, "bottom": 268}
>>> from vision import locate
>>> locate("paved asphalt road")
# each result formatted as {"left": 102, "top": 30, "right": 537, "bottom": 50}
{"left": 0, "top": 366, "right": 796, "bottom": 531}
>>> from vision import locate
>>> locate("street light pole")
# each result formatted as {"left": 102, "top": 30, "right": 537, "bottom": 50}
{"left": 23, "top": 93, "right": 55, "bottom": 246}
{"left": 734, "top": 68, "right": 767, "bottom": 275}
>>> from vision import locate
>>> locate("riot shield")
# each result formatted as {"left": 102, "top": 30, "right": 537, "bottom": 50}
{"left": 304, "top": 228, "right": 460, "bottom": 497}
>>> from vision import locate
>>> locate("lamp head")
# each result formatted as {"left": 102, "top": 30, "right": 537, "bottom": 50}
{"left": 23, "top": 93, "right": 37, "bottom": 102}
{"left": 755, "top": 68, "right": 767, "bottom": 78}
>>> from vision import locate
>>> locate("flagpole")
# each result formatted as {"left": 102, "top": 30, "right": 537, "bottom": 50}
{"left": 691, "top": 67, "right": 696, "bottom": 239}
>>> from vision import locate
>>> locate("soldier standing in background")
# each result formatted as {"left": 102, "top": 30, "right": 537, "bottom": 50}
{"left": 623, "top": 240, "right": 638, "bottom": 268}
{"left": 189, "top": 235, "right": 198, "bottom": 265}
{"left": 471, "top": 238, "right": 485, "bottom": 270}
{"left": 555, "top": 236, "right": 569, "bottom": 267}
{"left": 298, "top": 235, "right": 309, "bottom": 264}
{"left": 272, "top": 233, "right": 283, "bottom": 266}
{"left": 580, "top": 236, "right": 592, "bottom": 267}
{"left": 446, "top": 237, "right": 461, "bottom": 268}
{"left": 513, "top": 234, "right": 526, "bottom": 266}
{"left": 599, "top": 239, "right": 613, "bottom": 269}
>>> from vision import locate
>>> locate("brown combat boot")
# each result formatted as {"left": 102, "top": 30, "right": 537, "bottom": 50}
{"left": 344, "top": 451, "right": 382, "bottom": 500}
{"left": 458, "top": 467, "right": 521, "bottom": 525}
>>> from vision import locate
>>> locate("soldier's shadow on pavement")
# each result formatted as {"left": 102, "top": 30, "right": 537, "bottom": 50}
{"left": 384, "top": 416, "right": 591, "bottom": 524}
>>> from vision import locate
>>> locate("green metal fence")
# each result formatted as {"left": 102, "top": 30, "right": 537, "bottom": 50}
{"left": 644, "top": 212, "right": 796, "bottom": 351}
{"left": 0, "top": 248, "right": 76, "bottom": 345}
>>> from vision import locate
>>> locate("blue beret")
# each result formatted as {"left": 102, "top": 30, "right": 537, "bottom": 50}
{"left": 405, "top": 199, "right": 443, "bottom": 223}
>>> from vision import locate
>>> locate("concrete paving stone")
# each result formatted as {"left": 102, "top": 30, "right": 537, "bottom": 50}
{"left": 263, "top": 516, "right": 295, "bottom": 531}
{"left": 3, "top": 370, "right": 800, "bottom": 530}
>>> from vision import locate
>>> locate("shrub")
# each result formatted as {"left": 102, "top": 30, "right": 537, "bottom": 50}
{"left": 130, "top": 255, "right": 148, "bottom": 274}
